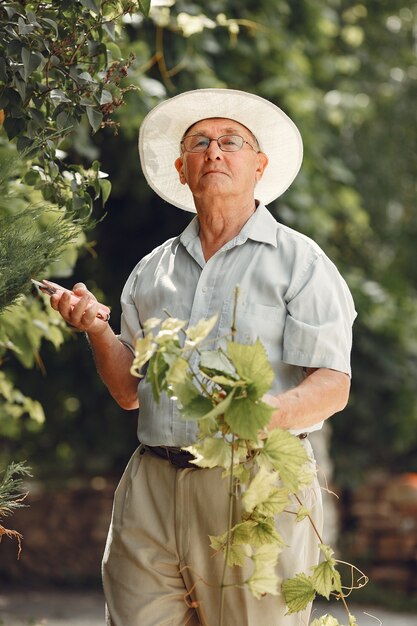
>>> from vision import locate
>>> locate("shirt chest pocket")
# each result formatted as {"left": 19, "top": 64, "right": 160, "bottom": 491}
{"left": 218, "top": 299, "right": 286, "bottom": 361}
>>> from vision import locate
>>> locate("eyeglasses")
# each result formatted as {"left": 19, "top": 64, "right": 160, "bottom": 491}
{"left": 181, "top": 134, "right": 259, "bottom": 153}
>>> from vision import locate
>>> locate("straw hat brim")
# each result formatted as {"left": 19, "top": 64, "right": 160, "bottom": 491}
{"left": 138, "top": 88, "right": 303, "bottom": 213}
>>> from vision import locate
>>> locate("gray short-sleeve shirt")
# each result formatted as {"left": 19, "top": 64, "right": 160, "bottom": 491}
{"left": 119, "top": 203, "right": 357, "bottom": 446}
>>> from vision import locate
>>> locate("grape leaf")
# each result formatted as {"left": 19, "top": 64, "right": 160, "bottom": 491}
{"left": 247, "top": 544, "right": 281, "bottom": 599}
{"left": 131, "top": 334, "right": 155, "bottom": 376}
{"left": 199, "top": 348, "right": 238, "bottom": 379}
{"left": 254, "top": 487, "right": 290, "bottom": 517}
{"left": 296, "top": 505, "right": 311, "bottom": 522}
{"left": 232, "top": 520, "right": 257, "bottom": 545}
{"left": 311, "top": 558, "right": 342, "bottom": 599}
{"left": 227, "top": 339, "right": 274, "bottom": 399}
{"left": 185, "top": 315, "right": 217, "bottom": 348}
{"left": 156, "top": 318, "right": 186, "bottom": 343}
{"left": 242, "top": 467, "right": 278, "bottom": 513}
{"left": 247, "top": 518, "right": 284, "bottom": 548}
{"left": 181, "top": 395, "right": 213, "bottom": 420}
{"left": 166, "top": 357, "right": 189, "bottom": 386}
{"left": 185, "top": 437, "right": 232, "bottom": 469}
{"left": 147, "top": 351, "right": 169, "bottom": 402}
{"left": 224, "top": 397, "right": 273, "bottom": 440}
{"left": 198, "top": 388, "right": 237, "bottom": 421}
{"left": 282, "top": 573, "right": 316, "bottom": 614}
{"left": 226, "top": 542, "right": 249, "bottom": 567}
{"left": 143, "top": 317, "right": 161, "bottom": 332}
{"left": 170, "top": 377, "right": 199, "bottom": 407}
{"left": 258, "top": 429, "right": 309, "bottom": 492}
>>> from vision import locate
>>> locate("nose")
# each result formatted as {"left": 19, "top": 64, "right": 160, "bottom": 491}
{"left": 204, "top": 139, "right": 222, "bottom": 159}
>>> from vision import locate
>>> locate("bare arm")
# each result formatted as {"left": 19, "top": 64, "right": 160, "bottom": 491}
{"left": 265, "top": 367, "right": 351, "bottom": 431}
{"left": 50, "top": 283, "right": 139, "bottom": 410}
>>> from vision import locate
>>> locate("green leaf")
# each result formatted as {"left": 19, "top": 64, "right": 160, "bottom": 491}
{"left": 144, "top": 318, "right": 161, "bottom": 332}
{"left": 171, "top": 377, "right": 199, "bottom": 407}
{"left": 40, "top": 17, "right": 58, "bottom": 36}
{"left": 99, "top": 179, "right": 112, "bottom": 205}
{"left": 232, "top": 520, "right": 257, "bottom": 544}
{"left": 258, "top": 429, "right": 309, "bottom": 492}
{"left": 225, "top": 542, "right": 249, "bottom": 567}
{"left": 100, "top": 89, "right": 113, "bottom": 105}
{"left": 311, "top": 545, "right": 342, "bottom": 599}
{"left": 21, "top": 48, "right": 43, "bottom": 80}
{"left": 185, "top": 437, "right": 232, "bottom": 469}
{"left": 156, "top": 317, "right": 186, "bottom": 342}
{"left": 199, "top": 348, "right": 237, "bottom": 379}
{"left": 166, "top": 357, "right": 189, "bottom": 387}
{"left": 3, "top": 116, "right": 26, "bottom": 140}
{"left": 227, "top": 339, "right": 274, "bottom": 399}
{"left": 247, "top": 544, "right": 281, "bottom": 599}
{"left": 138, "top": 0, "right": 151, "bottom": 17}
{"left": 296, "top": 505, "right": 311, "bottom": 522}
{"left": 184, "top": 315, "right": 217, "bottom": 348}
{"left": 56, "top": 110, "right": 76, "bottom": 131}
{"left": 80, "top": 0, "right": 99, "bottom": 14}
{"left": 181, "top": 395, "right": 213, "bottom": 420}
{"left": 254, "top": 487, "right": 290, "bottom": 517}
{"left": 282, "top": 573, "right": 316, "bottom": 614}
{"left": 224, "top": 397, "right": 272, "bottom": 440}
{"left": 50, "top": 89, "right": 71, "bottom": 105}
{"left": 312, "top": 561, "right": 342, "bottom": 600}
{"left": 102, "top": 21, "right": 116, "bottom": 40}
{"left": 198, "top": 388, "right": 236, "bottom": 421}
{"left": 147, "top": 351, "right": 169, "bottom": 402}
{"left": 209, "top": 529, "right": 227, "bottom": 552}
{"left": 107, "top": 42, "right": 123, "bottom": 59}
{"left": 209, "top": 375, "right": 242, "bottom": 388}
{"left": 131, "top": 334, "right": 156, "bottom": 377}
{"left": 86, "top": 106, "right": 103, "bottom": 133}
{"left": 242, "top": 467, "right": 278, "bottom": 513}
{"left": 247, "top": 518, "right": 284, "bottom": 547}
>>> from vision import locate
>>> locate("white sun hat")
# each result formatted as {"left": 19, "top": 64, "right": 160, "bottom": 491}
{"left": 138, "top": 88, "right": 303, "bottom": 213}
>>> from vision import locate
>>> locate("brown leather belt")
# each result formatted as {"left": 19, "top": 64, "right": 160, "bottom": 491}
{"left": 143, "top": 433, "right": 308, "bottom": 470}
{"left": 143, "top": 445, "right": 198, "bottom": 469}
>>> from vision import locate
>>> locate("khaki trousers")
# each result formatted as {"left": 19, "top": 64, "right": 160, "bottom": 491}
{"left": 102, "top": 441, "right": 323, "bottom": 626}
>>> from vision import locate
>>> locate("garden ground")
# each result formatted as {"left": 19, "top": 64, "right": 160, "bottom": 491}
{"left": 0, "top": 588, "right": 416, "bottom": 626}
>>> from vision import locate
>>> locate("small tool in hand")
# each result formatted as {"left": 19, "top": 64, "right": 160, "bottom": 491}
{"left": 31, "top": 279, "right": 111, "bottom": 322}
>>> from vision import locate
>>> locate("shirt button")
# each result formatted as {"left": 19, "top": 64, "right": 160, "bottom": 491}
{"left": 202, "top": 287, "right": 208, "bottom": 293}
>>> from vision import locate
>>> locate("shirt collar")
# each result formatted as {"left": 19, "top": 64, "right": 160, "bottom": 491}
{"left": 180, "top": 202, "right": 278, "bottom": 250}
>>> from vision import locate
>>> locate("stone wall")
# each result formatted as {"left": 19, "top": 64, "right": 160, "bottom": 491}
{"left": 345, "top": 472, "right": 417, "bottom": 596}
{"left": 0, "top": 481, "right": 115, "bottom": 585}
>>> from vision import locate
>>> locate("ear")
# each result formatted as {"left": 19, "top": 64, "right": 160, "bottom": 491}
{"left": 174, "top": 157, "right": 187, "bottom": 185}
{"left": 255, "top": 152, "right": 269, "bottom": 183}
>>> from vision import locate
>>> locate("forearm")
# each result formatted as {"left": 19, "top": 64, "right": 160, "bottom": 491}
{"left": 87, "top": 324, "right": 139, "bottom": 410}
{"left": 266, "top": 368, "right": 351, "bottom": 431}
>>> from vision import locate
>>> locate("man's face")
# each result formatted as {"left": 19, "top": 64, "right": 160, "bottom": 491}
{"left": 174, "top": 118, "right": 268, "bottom": 204}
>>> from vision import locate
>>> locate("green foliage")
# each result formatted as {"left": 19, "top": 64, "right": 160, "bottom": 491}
{"left": 0, "top": 460, "right": 32, "bottom": 554}
{"left": 131, "top": 311, "right": 367, "bottom": 624}
{"left": 0, "top": 0, "right": 150, "bottom": 462}
{"left": 0, "top": 461, "right": 32, "bottom": 519}
{"left": 0, "top": 0, "right": 145, "bottom": 215}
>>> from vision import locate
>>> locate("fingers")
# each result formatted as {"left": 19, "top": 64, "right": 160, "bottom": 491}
{"left": 72, "top": 282, "right": 88, "bottom": 295}
{"left": 49, "top": 283, "right": 103, "bottom": 333}
{"left": 66, "top": 291, "right": 99, "bottom": 329}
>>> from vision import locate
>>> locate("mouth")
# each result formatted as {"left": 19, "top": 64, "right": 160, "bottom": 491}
{"left": 203, "top": 170, "right": 227, "bottom": 176}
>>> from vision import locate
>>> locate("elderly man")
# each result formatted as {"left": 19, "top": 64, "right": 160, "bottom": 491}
{"left": 50, "top": 89, "right": 356, "bottom": 626}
